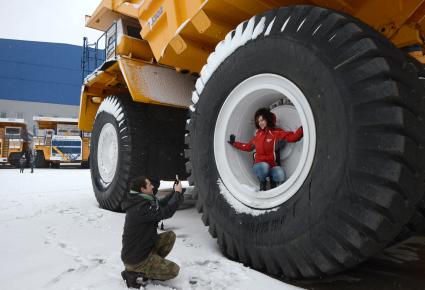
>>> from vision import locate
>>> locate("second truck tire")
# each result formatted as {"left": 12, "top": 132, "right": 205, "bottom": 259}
{"left": 90, "top": 95, "right": 188, "bottom": 211}
{"left": 35, "top": 150, "right": 49, "bottom": 168}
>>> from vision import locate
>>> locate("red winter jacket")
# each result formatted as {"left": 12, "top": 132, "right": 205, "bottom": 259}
{"left": 232, "top": 127, "right": 303, "bottom": 167}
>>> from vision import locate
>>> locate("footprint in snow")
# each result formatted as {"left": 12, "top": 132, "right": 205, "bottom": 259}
{"left": 178, "top": 259, "right": 248, "bottom": 290}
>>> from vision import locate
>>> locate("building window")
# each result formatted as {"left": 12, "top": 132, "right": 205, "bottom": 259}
{"left": 0, "top": 112, "right": 6, "bottom": 118}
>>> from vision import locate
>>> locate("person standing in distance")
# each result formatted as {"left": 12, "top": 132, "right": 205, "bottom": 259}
{"left": 121, "top": 175, "right": 183, "bottom": 288}
{"left": 19, "top": 155, "right": 26, "bottom": 173}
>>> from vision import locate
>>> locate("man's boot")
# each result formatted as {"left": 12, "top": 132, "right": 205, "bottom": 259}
{"left": 260, "top": 181, "right": 267, "bottom": 191}
{"left": 270, "top": 180, "right": 277, "bottom": 189}
{"left": 121, "top": 270, "right": 144, "bottom": 289}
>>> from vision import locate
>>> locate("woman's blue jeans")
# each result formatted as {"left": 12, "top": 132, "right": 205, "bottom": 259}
{"left": 252, "top": 162, "right": 286, "bottom": 182}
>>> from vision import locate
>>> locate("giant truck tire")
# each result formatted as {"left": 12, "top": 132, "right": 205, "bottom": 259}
{"left": 81, "top": 159, "right": 90, "bottom": 169}
{"left": 35, "top": 150, "right": 49, "bottom": 168}
{"left": 392, "top": 60, "right": 425, "bottom": 244}
{"left": 186, "top": 6, "right": 425, "bottom": 278}
{"left": 51, "top": 163, "right": 60, "bottom": 169}
{"left": 90, "top": 95, "right": 188, "bottom": 211}
{"left": 90, "top": 96, "right": 134, "bottom": 210}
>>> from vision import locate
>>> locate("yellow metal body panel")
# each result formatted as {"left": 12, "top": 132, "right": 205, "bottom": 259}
{"left": 118, "top": 57, "right": 166, "bottom": 105}
{"left": 79, "top": 89, "right": 101, "bottom": 132}
{"left": 138, "top": 0, "right": 286, "bottom": 72}
{"left": 34, "top": 144, "right": 52, "bottom": 161}
{"left": 6, "top": 146, "right": 25, "bottom": 155}
{"left": 79, "top": 61, "right": 128, "bottom": 131}
{"left": 82, "top": 137, "right": 91, "bottom": 161}
{"left": 0, "top": 141, "right": 24, "bottom": 158}
{"left": 0, "top": 128, "right": 3, "bottom": 158}
{"left": 118, "top": 57, "right": 193, "bottom": 106}
{"left": 85, "top": 0, "right": 425, "bottom": 73}
{"left": 116, "top": 35, "right": 155, "bottom": 61}
{"left": 79, "top": 57, "right": 193, "bottom": 131}
{"left": 80, "top": 0, "right": 425, "bottom": 131}
{"left": 136, "top": 0, "right": 425, "bottom": 72}
{"left": 87, "top": 0, "right": 141, "bottom": 31}
{"left": 82, "top": 141, "right": 90, "bottom": 162}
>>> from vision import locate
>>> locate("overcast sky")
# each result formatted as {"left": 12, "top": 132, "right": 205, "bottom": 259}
{"left": 0, "top": 0, "right": 103, "bottom": 46}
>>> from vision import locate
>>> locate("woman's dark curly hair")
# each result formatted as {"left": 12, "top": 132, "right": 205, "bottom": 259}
{"left": 254, "top": 108, "right": 275, "bottom": 129}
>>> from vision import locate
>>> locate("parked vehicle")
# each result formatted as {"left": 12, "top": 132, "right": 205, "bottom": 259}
{"left": 0, "top": 118, "right": 30, "bottom": 167}
{"left": 79, "top": 0, "right": 425, "bottom": 278}
{"left": 33, "top": 117, "right": 90, "bottom": 168}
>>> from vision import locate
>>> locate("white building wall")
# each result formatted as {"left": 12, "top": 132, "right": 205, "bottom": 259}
{"left": 0, "top": 99, "right": 79, "bottom": 134}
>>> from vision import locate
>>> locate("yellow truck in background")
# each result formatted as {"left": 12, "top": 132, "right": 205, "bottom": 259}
{"left": 79, "top": 0, "right": 425, "bottom": 278}
{"left": 33, "top": 117, "right": 90, "bottom": 168}
{"left": 0, "top": 118, "right": 30, "bottom": 167}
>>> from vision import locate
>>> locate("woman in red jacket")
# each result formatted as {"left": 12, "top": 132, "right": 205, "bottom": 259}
{"left": 228, "top": 108, "right": 303, "bottom": 191}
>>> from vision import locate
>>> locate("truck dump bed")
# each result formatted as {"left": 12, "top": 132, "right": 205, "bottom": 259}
{"left": 86, "top": 0, "right": 425, "bottom": 72}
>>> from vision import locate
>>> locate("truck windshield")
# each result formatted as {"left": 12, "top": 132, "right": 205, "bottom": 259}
{"left": 5, "top": 127, "right": 21, "bottom": 137}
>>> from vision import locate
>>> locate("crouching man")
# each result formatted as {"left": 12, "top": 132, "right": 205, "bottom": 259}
{"left": 121, "top": 176, "right": 183, "bottom": 288}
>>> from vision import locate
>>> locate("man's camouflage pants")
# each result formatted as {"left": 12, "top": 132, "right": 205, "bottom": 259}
{"left": 124, "top": 231, "right": 179, "bottom": 281}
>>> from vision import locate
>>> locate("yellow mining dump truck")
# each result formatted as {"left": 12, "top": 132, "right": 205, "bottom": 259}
{"left": 79, "top": 0, "right": 425, "bottom": 278}
{"left": 0, "top": 118, "right": 30, "bottom": 167}
{"left": 33, "top": 117, "right": 90, "bottom": 168}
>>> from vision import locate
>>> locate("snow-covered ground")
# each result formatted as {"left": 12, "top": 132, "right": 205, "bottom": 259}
{"left": 0, "top": 168, "right": 301, "bottom": 290}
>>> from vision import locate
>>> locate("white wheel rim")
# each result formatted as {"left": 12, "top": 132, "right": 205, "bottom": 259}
{"left": 214, "top": 74, "right": 316, "bottom": 209}
{"left": 97, "top": 123, "right": 119, "bottom": 184}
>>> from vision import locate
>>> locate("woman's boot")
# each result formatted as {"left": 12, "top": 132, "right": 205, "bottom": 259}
{"left": 270, "top": 180, "right": 277, "bottom": 189}
{"left": 260, "top": 181, "right": 267, "bottom": 191}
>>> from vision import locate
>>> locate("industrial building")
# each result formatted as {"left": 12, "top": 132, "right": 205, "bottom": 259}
{"left": 0, "top": 38, "right": 83, "bottom": 134}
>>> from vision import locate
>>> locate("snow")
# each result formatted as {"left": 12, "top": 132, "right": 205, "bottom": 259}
{"left": 281, "top": 17, "right": 291, "bottom": 32}
{"left": 206, "top": 16, "right": 265, "bottom": 90}
{"left": 0, "top": 169, "right": 301, "bottom": 290}
{"left": 97, "top": 97, "right": 124, "bottom": 122}
{"left": 191, "top": 91, "right": 199, "bottom": 105}
{"left": 193, "top": 15, "right": 266, "bottom": 103}
{"left": 264, "top": 17, "right": 276, "bottom": 36}
{"left": 123, "top": 2, "right": 142, "bottom": 10}
{"left": 0, "top": 118, "right": 26, "bottom": 124}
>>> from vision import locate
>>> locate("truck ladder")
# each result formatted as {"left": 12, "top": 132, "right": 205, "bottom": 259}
{"left": 3, "top": 138, "right": 9, "bottom": 159}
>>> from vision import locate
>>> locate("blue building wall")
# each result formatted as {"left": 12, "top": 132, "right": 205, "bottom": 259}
{"left": 0, "top": 39, "right": 83, "bottom": 106}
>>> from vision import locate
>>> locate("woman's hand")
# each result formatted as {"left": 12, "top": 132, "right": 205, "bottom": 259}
{"left": 297, "top": 126, "right": 303, "bottom": 138}
{"left": 228, "top": 134, "right": 236, "bottom": 145}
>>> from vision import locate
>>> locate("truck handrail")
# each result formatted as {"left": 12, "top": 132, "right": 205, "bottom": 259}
{"left": 81, "top": 21, "right": 117, "bottom": 82}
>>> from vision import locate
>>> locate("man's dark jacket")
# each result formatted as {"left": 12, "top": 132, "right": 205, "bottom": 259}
{"left": 121, "top": 190, "right": 182, "bottom": 265}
